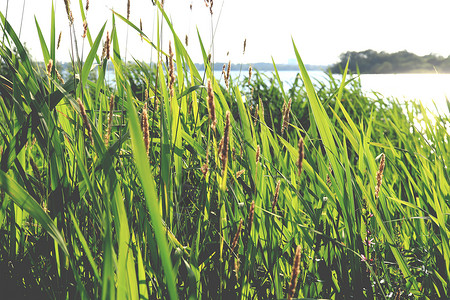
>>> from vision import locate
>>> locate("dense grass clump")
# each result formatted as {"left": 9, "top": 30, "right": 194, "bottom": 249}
{"left": 0, "top": 2, "right": 449, "bottom": 299}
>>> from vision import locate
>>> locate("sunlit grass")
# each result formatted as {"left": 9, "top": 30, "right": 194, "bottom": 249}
{"left": 0, "top": 1, "right": 449, "bottom": 299}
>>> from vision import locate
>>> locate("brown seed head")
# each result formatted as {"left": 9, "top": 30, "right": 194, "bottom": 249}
{"left": 297, "top": 136, "right": 304, "bottom": 177}
{"left": 271, "top": 180, "right": 281, "bottom": 212}
{"left": 281, "top": 98, "right": 292, "bottom": 134}
{"left": 288, "top": 245, "right": 302, "bottom": 300}
{"left": 234, "top": 258, "right": 240, "bottom": 281}
{"left": 201, "top": 145, "right": 209, "bottom": 177}
{"left": 85, "top": 0, "right": 89, "bottom": 11}
{"left": 243, "top": 38, "right": 247, "bottom": 54}
{"left": 231, "top": 219, "right": 243, "bottom": 253}
{"left": 222, "top": 63, "right": 226, "bottom": 79}
{"left": 255, "top": 144, "right": 260, "bottom": 164}
{"left": 236, "top": 169, "right": 245, "bottom": 179}
{"left": 104, "top": 95, "right": 115, "bottom": 147}
{"left": 209, "top": 0, "right": 213, "bottom": 14}
{"left": 57, "top": 31, "right": 62, "bottom": 49}
{"left": 77, "top": 98, "right": 93, "bottom": 145}
{"left": 375, "top": 153, "right": 385, "bottom": 198}
{"left": 127, "top": 0, "right": 131, "bottom": 20}
{"left": 46, "top": 59, "right": 53, "bottom": 76}
{"left": 141, "top": 103, "right": 150, "bottom": 155}
{"left": 326, "top": 163, "right": 333, "bottom": 187}
{"left": 55, "top": 68, "right": 64, "bottom": 84}
{"left": 253, "top": 104, "right": 258, "bottom": 126}
{"left": 207, "top": 79, "right": 217, "bottom": 131}
{"left": 169, "top": 41, "right": 175, "bottom": 99}
{"left": 185, "top": 35, "right": 188, "bottom": 46}
{"left": 82, "top": 20, "right": 88, "bottom": 38}
{"left": 102, "top": 31, "right": 110, "bottom": 60}
{"left": 248, "top": 65, "right": 252, "bottom": 85}
{"left": 64, "top": 0, "right": 74, "bottom": 24}
{"left": 226, "top": 60, "right": 231, "bottom": 90}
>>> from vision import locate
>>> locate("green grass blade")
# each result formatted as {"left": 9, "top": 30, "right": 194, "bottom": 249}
{"left": 0, "top": 170, "right": 68, "bottom": 255}
{"left": 34, "top": 17, "right": 50, "bottom": 63}
{"left": 81, "top": 22, "right": 106, "bottom": 84}
{"left": 125, "top": 83, "right": 179, "bottom": 300}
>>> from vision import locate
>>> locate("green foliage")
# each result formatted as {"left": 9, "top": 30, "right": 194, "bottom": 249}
{"left": 330, "top": 49, "right": 450, "bottom": 73}
{"left": 0, "top": 3, "right": 449, "bottom": 300}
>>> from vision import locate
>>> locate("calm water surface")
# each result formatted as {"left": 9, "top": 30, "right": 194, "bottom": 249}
{"left": 215, "top": 70, "right": 450, "bottom": 114}
{"left": 106, "top": 68, "right": 450, "bottom": 114}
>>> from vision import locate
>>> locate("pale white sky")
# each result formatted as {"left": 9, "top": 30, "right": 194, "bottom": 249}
{"left": 2, "top": 0, "right": 450, "bottom": 65}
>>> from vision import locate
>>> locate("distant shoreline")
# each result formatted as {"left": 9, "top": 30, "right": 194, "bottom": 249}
{"left": 47, "top": 61, "right": 450, "bottom": 75}
{"left": 194, "top": 62, "right": 328, "bottom": 72}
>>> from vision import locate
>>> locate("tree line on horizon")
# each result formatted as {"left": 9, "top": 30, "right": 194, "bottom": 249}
{"left": 329, "top": 49, "right": 450, "bottom": 74}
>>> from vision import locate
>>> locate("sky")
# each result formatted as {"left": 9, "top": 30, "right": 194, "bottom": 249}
{"left": 2, "top": 0, "right": 450, "bottom": 65}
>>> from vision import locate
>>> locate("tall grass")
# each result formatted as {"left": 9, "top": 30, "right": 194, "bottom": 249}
{"left": 0, "top": 1, "right": 449, "bottom": 299}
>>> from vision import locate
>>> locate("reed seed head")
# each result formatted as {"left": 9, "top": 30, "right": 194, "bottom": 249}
{"left": 77, "top": 98, "right": 93, "bottom": 145}
{"left": 253, "top": 104, "right": 258, "bottom": 126}
{"left": 46, "top": 59, "right": 53, "bottom": 76}
{"left": 236, "top": 169, "right": 245, "bottom": 179}
{"left": 82, "top": 20, "right": 88, "bottom": 38}
{"left": 205, "top": 0, "right": 213, "bottom": 14}
{"left": 207, "top": 79, "right": 217, "bottom": 131}
{"left": 85, "top": 0, "right": 89, "bottom": 11}
{"left": 102, "top": 31, "right": 110, "bottom": 60}
{"left": 64, "top": 0, "right": 74, "bottom": 24}
{"left": 201, "top": 163, "right": 208, "bottom": 177}
{"left": 326, "top": 163, "right": 332, "bottom": 187}
{"left": 222, "top": 63, "right": 226, "bottom": 78}
{"left": 375, "top": 153, "right": 386, "bottom": 198}
{"left": 55, "top": 68, "right": 65, "bottom": 84}
{"left": 231, "top": 218, "right": 243, "bottom": 253}
{"left": 169, "top": 41, "right": 175, "bottom": 99}
{"left": 255, "top": 144, "right": 260, "bottom": 164}
{"left": 104, "top": 95, "right": 115, "bottom": 147}
{"left": 248, "top": 65, "right": 252, "bottom": 85}
{"left": 185, "top": 35, "right": 188, "bottom": 46}
{"left": 234, "top": 258, "right": 240, "bottom": 281}
{"left": 127, "top": 0, "right": 131, "bottom": 20}
{"left": 281, "top": 98, "right": 292, "bottom": 134}
{"left": 141, "top": 103, "right": 150, "bottom": 155}
{"left": 57, "top": 31, "right": 62, "bottom": 49}
{"left": 288, "top": 245, "right": 302, "bottom": 300}
{"left": 201, "top": 145, "right": 209, "bottom": 177}
{"left": 243, "top": 38, "right": 247, "bottom": 54}
{"left": 225, "top": 60, "right": 231, "bottom": 90}
{"left": 271, "top": 180, "right": 281, "bottom": 213}
{"left": 297, "top": 136, "right": 304, "bottom": 177}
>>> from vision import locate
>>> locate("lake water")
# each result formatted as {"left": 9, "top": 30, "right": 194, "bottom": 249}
{"left": 105, "top": 68, "right": 450, "bottom": 115}
{"left": 214, "top": 70, "right": 450, "bottom": 115}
